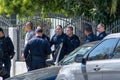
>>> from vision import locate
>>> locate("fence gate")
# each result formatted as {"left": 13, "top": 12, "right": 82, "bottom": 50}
{"left": 17, "top": 15, "right": 96, "bottom": 60}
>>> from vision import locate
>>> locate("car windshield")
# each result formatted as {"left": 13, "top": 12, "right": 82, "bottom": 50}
{"left": 59, "top": 41, "right": 99, "bottom": 65}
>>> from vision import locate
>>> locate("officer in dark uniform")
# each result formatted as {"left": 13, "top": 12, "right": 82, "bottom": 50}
{"left": 0, "top": 27, "right": 14, "bottom": 79}
{"left": 84, "top": 24, "right": 97, "bottom": 43}
{"left": 66, "top": 26, "right": 80, "bottom": 54}
{"left": 50, "top": 25, "right": 68, "bottom": 62}
{"left": 24, "top": 28, "right": 51, "bottom": 71}
{"left": 42, "top": 34, "right": 50, "bottom": 42}
{"left": 97, "top": 23, "right": 107, "bottom": 40}
{"left": 37, "top": 26, "right": 50, "bottom": 42}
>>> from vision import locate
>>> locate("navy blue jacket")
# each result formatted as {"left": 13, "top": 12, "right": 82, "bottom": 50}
{"left": 24, "top": 36, "right": 51, "bottom": 67}
{"left": 97, "top": 31, "right": 107, "bottom": 40}
{"left": 0, "top": 36, "right": 14, "bottom": 58}
{"left": 85, "top": 33, "right": 97, "bottom": 43}
{"left": 42, "top": 34, "right": 50, "bottom": 42}
{"left": 50, "top": 33, "right": 68, "bottom": 61}
{"left": 67, "top": 35, "right": 80, "bottom": 54}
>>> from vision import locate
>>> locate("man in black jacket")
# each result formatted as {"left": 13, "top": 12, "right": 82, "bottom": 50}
{"left": 24, "top": 28, "right": 51, "bottom": 71}
{"left": 0, "top": 27, "right": 14, "bottom": 79}
{"left": 50, "top": 25, "right": 68, "bottom": 62}
{"left": 97, "top": 23, "right": 107, "bottom": 40}
{"left": 66, "top": 26, "right": 80, "bottom": 54}
{"left": 84, "top": 24, "right": 97, "bottom": 43}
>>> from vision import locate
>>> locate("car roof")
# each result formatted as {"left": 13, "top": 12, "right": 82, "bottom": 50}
{"left": 104, "top": 33, "right": 120, "bottom": 39}
{"left": 82, "top": 41, "right": 99, "bottom": 47}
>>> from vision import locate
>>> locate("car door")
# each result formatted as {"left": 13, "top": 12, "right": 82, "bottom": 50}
{"left": 102, "top": 39, "right": 120, "bottom": 80}
{"left": 85, "top": 38, "right": 119, "bottom": 80}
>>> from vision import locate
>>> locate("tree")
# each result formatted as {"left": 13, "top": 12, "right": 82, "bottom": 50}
{"left": 0, "top": 0, "right": 119, "bottom": 25}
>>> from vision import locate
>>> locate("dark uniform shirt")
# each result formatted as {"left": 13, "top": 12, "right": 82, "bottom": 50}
{"left": 50, "top": 33, "right": 68, "bottom": 61}
{"left": 0, "top": 36, "right": 14, "bottom": 58}
{"left": 42, "top": 34, "right": 50, "bottom": 42}
{"left": 97, "top": 31, "right": 107, "bottom": 40}
{"left": 24, "top": 36, "right": 51, "bottom": 70}
{"left": 67, "top": 35, "right": 80, "bottom": 54}
{"left": 86, "top": 33, "right": 97, "bottom": 43}
{"left": 0, "top": 36, "right": 14, "bottom": 79}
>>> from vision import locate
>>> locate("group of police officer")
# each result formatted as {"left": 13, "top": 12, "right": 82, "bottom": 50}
{"left": 84, "top": 23, "right": 107, "bottom": 43}
{"left": 0, "top": 21, "right": 107, "bottom": 79}
{"left": 23, "top": 21, "right": 107, "bottom": 72}
{"left": 23, "top": 22, "right": 80, "bottom": 71}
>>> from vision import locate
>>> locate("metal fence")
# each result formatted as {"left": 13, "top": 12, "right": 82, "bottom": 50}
{"left": 16, "top": 16, "right": 96, "bottom": 60}
{"left": 106, "top": 19, "right": 120, "bottom": 33}
{"left": 0, "top": 16, "right": 13, "bottom": 35}
{"left": 0, "top": 15, "right": 120, "bottom": 60}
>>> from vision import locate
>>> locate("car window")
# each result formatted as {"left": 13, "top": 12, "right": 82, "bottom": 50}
{"left": 60, "top": 46, "right": 92, "bottom": 65}
{"left": 88, "top": 39, "right": 119, "bottom": 60}
{"left": 112, "top": 40, "right": 120, "bottom": 58}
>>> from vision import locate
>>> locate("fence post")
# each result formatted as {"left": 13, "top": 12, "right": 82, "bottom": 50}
{"left": 9, "top": 27, "right": 18, "bottom": 76}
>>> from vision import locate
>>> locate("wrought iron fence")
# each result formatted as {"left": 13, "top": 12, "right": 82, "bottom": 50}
{"left": 0, "top": 15, "right": 120, "bottom": 60}
{"left": 106, "top": 19, "right": 120, "bottom": 33}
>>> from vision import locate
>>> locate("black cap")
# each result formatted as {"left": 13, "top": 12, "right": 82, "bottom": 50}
{"left": 35, "top": 28, "right": 43, "bottom": 33}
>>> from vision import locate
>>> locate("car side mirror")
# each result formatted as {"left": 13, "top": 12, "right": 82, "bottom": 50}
{"left": 74, "top": 54, "right": 86, "bottom": 64}
{"left": 74, "top": 54, "right": 84, "bottom": 63}
{"left": 46, "top": 59, "right": 54, "bottom": 66}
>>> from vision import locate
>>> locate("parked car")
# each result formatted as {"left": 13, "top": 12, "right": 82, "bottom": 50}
{"left": 59, "top": 41, "right": 99, "bottom": 65}
{"left": 56, "top": 33, "right": 120, "bottom": 80}
{"left": 6, "top": 41, "right": 98, "bottom": 80}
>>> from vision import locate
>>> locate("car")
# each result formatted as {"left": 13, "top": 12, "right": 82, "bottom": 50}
{"left": 6, "top": 41, "right": 98, "bottom": 80}
{"left": 59, "top": 41, "right": 99, "bottom": 65}
{"left": 56, "top": 33, "right": 120, "bottom": 80}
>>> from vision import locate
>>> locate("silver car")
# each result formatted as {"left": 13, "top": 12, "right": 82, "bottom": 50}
{"left": 56, "top": 33, "right": 120, "bottom": 80}
{"left": 6, "top": 41, "right": 98, "bottom": 80}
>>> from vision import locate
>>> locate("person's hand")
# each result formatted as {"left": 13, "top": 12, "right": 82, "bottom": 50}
{"left": 21, "top": 53, "right": 25, "bottom": 60}
{"left": 10, "top": 55, "right": 14, "bottom": 59}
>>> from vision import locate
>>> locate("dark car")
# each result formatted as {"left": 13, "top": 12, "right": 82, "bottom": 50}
{"left": 6, "top": 41, "right": 99, "bottom": 80}
{"left": 56, "top": 33, "right": 120, "bottom": 80}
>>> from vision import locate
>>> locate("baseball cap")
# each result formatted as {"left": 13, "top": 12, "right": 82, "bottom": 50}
{"left": 35, "top": 28, "right": 43, "bottom": 33}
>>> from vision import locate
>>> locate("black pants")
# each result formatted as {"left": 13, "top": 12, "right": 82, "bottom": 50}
{"left": 3, "top": 56, "right": 11, "bottom": 80}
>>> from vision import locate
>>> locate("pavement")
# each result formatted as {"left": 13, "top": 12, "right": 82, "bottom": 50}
{"left": 11, "top": 61, "right": 27, "bottom": 77}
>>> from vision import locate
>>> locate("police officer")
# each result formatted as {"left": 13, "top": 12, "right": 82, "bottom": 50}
{"left": 84, "top": 24, "right": 97, "bottom": 43}
{"left": 24, "top": 28, "right": 51, "bottom": 71}
{"left": 97, "top": 23, "right": 107, "bottom": 40}
{"left": 0, "top": 27, "right": 14, "bottom": 79}
{"left": 37, "top": 26, "right": 50, "bottom": 41}
{"left": 50, "top": 25, "right": 68, "bottom": 62}
{"left": 66, "top": 26, "right": 80, "bottom": 54}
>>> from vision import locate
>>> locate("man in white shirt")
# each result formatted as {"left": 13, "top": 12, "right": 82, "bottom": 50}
{"left": 25, "top": 21, "right": 35, "bottom": 45}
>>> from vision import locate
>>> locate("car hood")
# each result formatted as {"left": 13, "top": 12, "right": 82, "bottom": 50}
{"left": 7, "top": 66, "right": 61, "bottom": 80}
{"left": 59, "top": 62, "right": 82, "bottom": 73}
{"left": 56, "top": 63, "right": 82, "bottom": 80}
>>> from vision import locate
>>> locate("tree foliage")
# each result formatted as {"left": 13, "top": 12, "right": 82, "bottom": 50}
{"left": 0, "top": 0, "right": 119, "bottom": 25}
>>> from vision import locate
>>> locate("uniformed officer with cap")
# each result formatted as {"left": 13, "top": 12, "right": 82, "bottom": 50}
{"left": 24, "top": 28, "right": 51, "bottom": 71}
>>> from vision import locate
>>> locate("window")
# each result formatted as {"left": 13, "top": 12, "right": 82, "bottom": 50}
{"left": 60, "top": 46, "right": 92, "bottom": 65}
{"left": 112, "top": 40, "right": 120, "bottom": 58}
{"left": 88, "top": 39, "right": 119, "bottom": 60}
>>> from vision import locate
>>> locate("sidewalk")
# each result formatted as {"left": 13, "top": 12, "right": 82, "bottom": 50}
{"left": 11, "top": 61, "right": 27, "bottom": 77}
